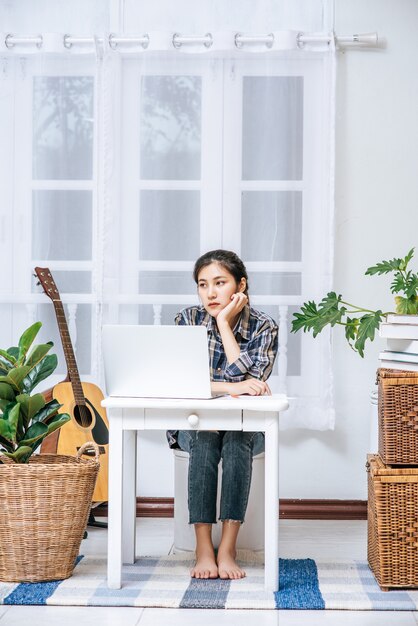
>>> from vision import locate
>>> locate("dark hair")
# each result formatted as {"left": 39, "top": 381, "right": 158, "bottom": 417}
{"left": 193, "top": 249, "right": 249, "bottom": 298}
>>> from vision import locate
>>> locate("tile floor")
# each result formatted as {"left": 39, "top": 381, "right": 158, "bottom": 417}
{"left": 1, "top": 519, "right": 417, "bottom": 625}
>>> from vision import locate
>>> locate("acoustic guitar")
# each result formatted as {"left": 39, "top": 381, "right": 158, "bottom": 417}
{"left": 35, "top": 267, "right": 109, "bottom": 503}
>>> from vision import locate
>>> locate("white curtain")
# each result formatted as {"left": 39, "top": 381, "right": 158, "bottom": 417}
{"left": 0, "top": 0, "right": 335, "bottom": 430}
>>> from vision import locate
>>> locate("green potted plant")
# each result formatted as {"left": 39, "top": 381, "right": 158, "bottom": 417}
{"left": 0, "top": 321, "right": 71, "bottom": 461}
{"left": 0, "top": 321, "right": 99, "bottom": 582}
{"left": 291, "top": 248, "right": 418, "bottom": 356}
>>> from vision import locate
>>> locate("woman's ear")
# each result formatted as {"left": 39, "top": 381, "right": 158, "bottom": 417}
{"left": 238, "top": 278, "right": 246, "bottom": 293}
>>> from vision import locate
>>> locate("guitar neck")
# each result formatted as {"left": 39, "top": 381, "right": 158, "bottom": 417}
{"left": 53, "top": 300, "right": 85, "bottom": 405}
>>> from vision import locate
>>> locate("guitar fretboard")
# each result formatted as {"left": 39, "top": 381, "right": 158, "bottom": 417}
{"left": 53, "top": 300, "right": 85, "bottom": 406}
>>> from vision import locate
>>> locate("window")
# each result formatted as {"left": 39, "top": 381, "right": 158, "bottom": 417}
{"left": 3, "top": 49, "right": 333, "bottom": 409}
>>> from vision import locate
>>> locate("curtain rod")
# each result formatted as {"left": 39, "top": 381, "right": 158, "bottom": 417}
{"left": 2, "top": 31, "right": 378, "bottom": 51}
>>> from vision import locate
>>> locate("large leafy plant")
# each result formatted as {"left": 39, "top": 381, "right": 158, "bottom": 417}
{"left": 291, "top": 248, "right": 418, "bottom": 357}
{"left": 0, "top": 322, "right": 70, "bottom": 463}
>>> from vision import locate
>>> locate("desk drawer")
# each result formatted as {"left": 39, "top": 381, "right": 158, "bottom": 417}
{"left": 144, "top": 409, "right": 242, "bottom": 431}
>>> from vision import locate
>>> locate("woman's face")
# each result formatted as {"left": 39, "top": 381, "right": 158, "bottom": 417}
{"left": 197, "top": 262, "right": 245, "bottom": 318}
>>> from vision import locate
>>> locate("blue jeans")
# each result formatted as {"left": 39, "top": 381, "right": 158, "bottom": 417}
{"left": 177, "top": 430, "right": 265, "bottom": 525}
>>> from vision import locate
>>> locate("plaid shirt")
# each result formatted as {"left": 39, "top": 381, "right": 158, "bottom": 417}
{"left": 166, "top": 304, "right": 278, "bottom": 449}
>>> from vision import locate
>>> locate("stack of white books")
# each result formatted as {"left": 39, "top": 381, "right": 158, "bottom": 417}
{"left": 379, "top": 314, "right": 418, "bottom": 372}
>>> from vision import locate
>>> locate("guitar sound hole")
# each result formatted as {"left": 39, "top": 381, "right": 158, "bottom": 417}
{"left": 74, "top": 404, "right": 93, "bottom": 428}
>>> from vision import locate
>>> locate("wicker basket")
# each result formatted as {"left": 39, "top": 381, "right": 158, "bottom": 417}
{"left": 377, "top": 368, "right": 418, "bottom": 465}
{"left": 0, "top": 442, "right": 99, "bottom": 582}
{"left": 367, "top": 453, "right": 418, "bottom": 590}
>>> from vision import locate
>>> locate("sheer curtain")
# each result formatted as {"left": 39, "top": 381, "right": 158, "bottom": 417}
{"left": 0, "top": 0, "right": 335, "bottom": 430}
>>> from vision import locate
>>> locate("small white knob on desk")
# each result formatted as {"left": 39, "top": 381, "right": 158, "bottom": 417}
{"left": 188, "top": 413, "right": 199, "bottom": 427}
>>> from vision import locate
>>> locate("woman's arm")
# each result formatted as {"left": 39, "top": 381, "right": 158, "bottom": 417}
{"left": 216, "top": 292, "right": 248, "bottom": 364}
{"left": 211, "top": 379, "right": 271, "bottom": 396}
{"left": 222, "top": 321, "right": 278, "bottom": 383}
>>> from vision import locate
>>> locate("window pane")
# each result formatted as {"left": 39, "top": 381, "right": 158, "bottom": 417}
{"left": 248, "top": 272, "right": 301, "bottom": 296}
{"left": 32, "top": 271, "right": 92, "bottom": 294}
{"left": 32, "top": 191, "right": 92, "bottom": 261}
{"left": 242, "top": 76, "right": 303, "bottom": 180}
{"left": 241, "top": 191, "right": 302, "bottom": 261}
{"left": 138, "top": 304, "right": 189, "bottom": 325}
{"left": 139, "top": 190, "right": 200, "bottom": 261}
{"left": 33, "top": 77, "right": 94, "bottom": 180}
{"left": 140, "top": 75, "right": 201, "bottom": 180}
{"left": 138, "top": 271, "right": 195, "bottom": 295}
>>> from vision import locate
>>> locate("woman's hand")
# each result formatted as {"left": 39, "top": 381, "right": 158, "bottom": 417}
{"left": 230, "top": 378, "right": 271, "bottom": 396}
{"left": 217, "top": 292, "right": 248, "bottom": 328}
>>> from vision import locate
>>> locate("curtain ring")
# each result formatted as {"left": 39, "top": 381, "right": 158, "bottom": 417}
{"left": 266, "top": 33, "right": 274, "bottom": 49}
{"left": 203, "top": 33, "right": 213, "bottom": 48}
{"left": 234, "top": 32, "right": 243, "bottom": 49}
{"left": 108, "top": 33, "right": 118, "bottom": 50}
{"left": 5, "top": 34, "right": 15, "bottom": 49}
{"left": 63, "top": 34, "right": 72, "bottom": 49}
{"left": 172, "top": 33, "right": 182, "bottom": 49}
{"left": 36, "top": 34, "right": 43, "bottom": 49}
{"left": 296, "top": 32, "right": 305, "bottom": 49}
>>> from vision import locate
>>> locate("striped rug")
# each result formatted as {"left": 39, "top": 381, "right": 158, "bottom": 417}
{"left": 1, "top": 553, "right": 418, "bottom": 610}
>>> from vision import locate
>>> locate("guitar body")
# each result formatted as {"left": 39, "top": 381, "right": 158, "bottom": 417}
{"left": 52, "top": 381, "right": 109, "bottom": 503}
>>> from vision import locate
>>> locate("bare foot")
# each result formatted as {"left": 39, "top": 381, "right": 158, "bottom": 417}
{"left": 190, "top": 548, "right": 218, "bottom": 579}
{"left": 217, "top": 549, "right": 246, "bottom": 580}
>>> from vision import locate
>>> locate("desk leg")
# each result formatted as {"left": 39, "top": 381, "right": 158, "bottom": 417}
{"left": 264, "top": 412, "right": 279, "bottom": 592}
{"left": 122, "top": 430, "right": 137, "bottom": 564}
{"left": 107, "top": 409, "right": 123, "bottom": 589}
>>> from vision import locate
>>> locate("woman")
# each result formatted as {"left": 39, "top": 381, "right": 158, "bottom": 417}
{"left": 166, "top": 249, "right": 278, "bottom": 580}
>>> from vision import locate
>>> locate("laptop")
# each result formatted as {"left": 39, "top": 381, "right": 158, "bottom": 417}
{"left": 102, "top": 324, "right": 221, "bottom": 399}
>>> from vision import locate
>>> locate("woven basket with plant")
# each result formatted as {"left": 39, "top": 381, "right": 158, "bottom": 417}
{"left": 0, "top": 322, "right": 99, "bottom": 582}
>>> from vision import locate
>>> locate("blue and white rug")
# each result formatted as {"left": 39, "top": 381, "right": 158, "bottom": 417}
{"left": 1, "top": 552, "right": 418, "bottom": 610}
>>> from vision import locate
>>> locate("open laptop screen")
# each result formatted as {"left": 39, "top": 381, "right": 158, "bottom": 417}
{"left": 102, "top": 325, "right": 213, "bottom": 399}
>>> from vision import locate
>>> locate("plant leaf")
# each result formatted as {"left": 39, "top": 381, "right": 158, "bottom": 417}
{"left": 390, "top": 273, "right": 406, "bottom": 294}
{"left": 17, "top": 321, "right": 42, "bottom": 364}
{"left": 291, "top": 292, "right": 346, "bottom": 338}
{"left": 24, "top": 342, "right": 53, "bottom": 369}
{"left": 7, "top": 347, "right": 19, "bottom": 360}
{"left": 0, "top": 349, "right": 16, "bottom": 366}
{"left": 0, "top": 402, "right": 20, "bottom": 444}
{"left": 344, "top": 317, "right": 359, "bottom": 343}
{"left": 23, "top": 413, "right": 71, "bottom": 457}
{"left": 405, "top": 276, "right": 418, "bottom": 299}
{"left": 0, "top": 364, "right": 9, "bottom": 376}
{"left": 0, "top": 399, "right": 13, "bottom": 413}
{"left": 365, "top": 257, "right": 403, "bottom": 275}
{"left": 400, "top": 247, "right": 415, "bottom": 271}
{"left": 32, "top": 398, "right": 62, "bottom": 423}
{"left": 0, "top": 434, "right": 14, "bottom": 452}
{"left": 354, "top": 311, "right": 384, "bottom": 358}
{"left": 0, "top": 420, "right": 14, "bottom": 445}
{"left": 21, "top": 354, "right": 57, "bottom": 393}
{"left": 0, "top": 367, "right": 31, "bottom": 393}
{"left": 0, "top": 382, "right": 16, "bottom": 403}
{"left": 19, "top": 421, "right": 48, "bottom": 446}
{"left": 15, "top": 393, "right": 45, "bottom": 430}
{"left": 394, "top": 296, "right": 418, "bottom": 315}
{"left": 44, "top": 412, "right": 71, "bottom": 436}
{"left": 1, "top": 446, "right": 33, "bottom": 463}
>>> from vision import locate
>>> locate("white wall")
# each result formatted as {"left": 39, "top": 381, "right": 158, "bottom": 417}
{"left": 137, "top": 0, "right": 418, "bottom": 499}
{"left": 277, "top": 0, "right": 418, "bottom": 499}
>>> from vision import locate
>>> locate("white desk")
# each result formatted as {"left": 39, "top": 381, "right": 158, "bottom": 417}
{"left": 101, "top": 393, "right": 289, "bottom": 591}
